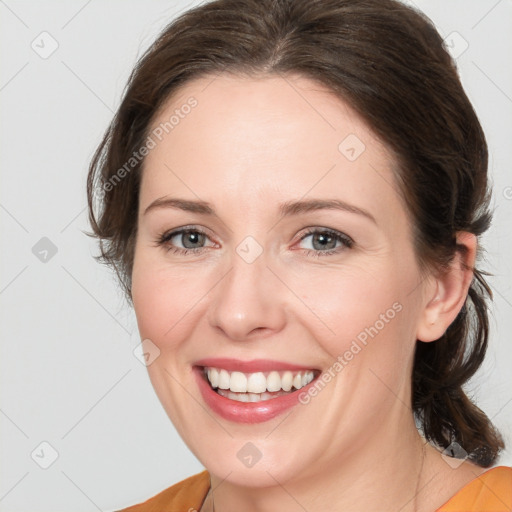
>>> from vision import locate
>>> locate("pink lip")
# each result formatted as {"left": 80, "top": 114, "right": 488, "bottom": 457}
{"left": 193, "top": 360, "right": 319, "bottom": 424}
{"left": 194, "top": 358, "right": 315, "bottom": 373}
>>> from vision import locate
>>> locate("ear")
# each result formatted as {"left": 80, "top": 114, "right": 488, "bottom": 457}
{"left": 416, "top": 232, "right": 477, "bottom": 343}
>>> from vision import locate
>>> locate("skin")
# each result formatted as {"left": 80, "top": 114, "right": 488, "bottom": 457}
{"left": 131, "top": 74, "right": 487, "bottom": 512}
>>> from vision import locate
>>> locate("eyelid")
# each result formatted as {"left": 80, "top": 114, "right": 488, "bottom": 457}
{"left": 160, "top": 225, "right": 216, "bottom": 243}
{"left": 297, "top": 226, "right": 354, "bottom": 247}
{"left": 156, "top": 225, "right": 354, "bottom": 255}
{"left": 156, "top": 225, "right": 217, "bottom": 254}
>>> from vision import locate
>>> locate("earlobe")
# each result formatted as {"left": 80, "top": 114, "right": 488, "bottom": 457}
{"left": 416, "top": 232, "right": 477, "bottom": 342}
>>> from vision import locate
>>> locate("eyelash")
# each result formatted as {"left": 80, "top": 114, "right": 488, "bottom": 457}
{"left": 300, "top": 227, "right": 354, "bottom": 257}
{"left": 155, "top": 226, "right": 354, "bottom": 258}
{"left": 156, "top": 226, "right": 214, "bottom": 256}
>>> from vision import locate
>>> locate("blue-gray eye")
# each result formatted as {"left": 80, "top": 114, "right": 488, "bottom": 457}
{"left": 299, "top": 229, "right": 353, "bottom": 252}
{"left": 172, "top": 230, "right": 207, "bottom": 249}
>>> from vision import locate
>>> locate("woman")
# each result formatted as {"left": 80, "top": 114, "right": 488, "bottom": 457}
{"left": 87, "top": 0, "right": 511, "bottom": 510}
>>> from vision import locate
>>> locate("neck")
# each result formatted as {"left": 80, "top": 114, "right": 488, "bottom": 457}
{"left": 204, "top": 414, "right": 430, "bottom": 512}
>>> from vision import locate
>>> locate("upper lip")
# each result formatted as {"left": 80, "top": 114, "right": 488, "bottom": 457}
{"left": 194, "top": 358, "right": 318, "bottom": 373}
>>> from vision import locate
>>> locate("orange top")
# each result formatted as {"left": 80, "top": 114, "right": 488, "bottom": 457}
{"left": 117, "top": 466, "right": 512, "bottom": 512}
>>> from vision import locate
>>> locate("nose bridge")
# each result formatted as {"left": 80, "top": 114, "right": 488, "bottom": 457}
{"left": 207, "top": 235, "right": 286, "bottom": 340}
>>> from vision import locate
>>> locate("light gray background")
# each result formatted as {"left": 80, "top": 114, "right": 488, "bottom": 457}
{"left": 0, "top": 1, "right": 511, "bottom": 511}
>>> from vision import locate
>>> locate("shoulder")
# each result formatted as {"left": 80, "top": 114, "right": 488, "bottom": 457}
{"left": 437, "top": 466, "right": 512, "bottom": 511}
{"left": 116, "top": 470, "right": 210, "bottom": 512}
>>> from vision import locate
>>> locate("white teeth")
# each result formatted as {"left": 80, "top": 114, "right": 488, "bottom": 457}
{"left": 237, "top": 392, "right": 249, "bottom": 402}
{"left": 208, "top": 368, "right": 219, "bottom": 388}
{"left": 218, "top": 389, "right": 277, "bottom": 402}
{"left": 266, "top": 371, "right": 282, "bottom": 392}
{"left": 218, "top": 369, "right": 230, "bottom": 389}
{"left": 230, "top": 371, "right": 247, "bottom": 392}
{"left": 281, "top": 371, "right": 293, "bottom": 391}
{"left": 205, "top": 367, "right": 316, "bottom": 395}
{"left": 247, "top": 372, "right": 267, "bottom": 393}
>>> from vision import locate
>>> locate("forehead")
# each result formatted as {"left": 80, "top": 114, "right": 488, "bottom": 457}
{"left": 141, "top": 73, "right": 405, "bottom": 225}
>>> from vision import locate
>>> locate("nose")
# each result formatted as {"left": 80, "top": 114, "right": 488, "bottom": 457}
{"left": 207, "top": 248, "right": 287, "bottom": 341}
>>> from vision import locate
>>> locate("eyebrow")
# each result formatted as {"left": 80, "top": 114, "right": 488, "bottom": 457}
{"left": 144, "top": 197, "right": 214, "bottom": 216}
{"left": 143, "top": 197, "right": 376, "bottom": 224}
{"left": 278, "top": 198, "right": 376, "bottom": 223}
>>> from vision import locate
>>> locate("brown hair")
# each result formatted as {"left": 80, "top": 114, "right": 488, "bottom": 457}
{"left": 87, "top": 0, "right": 504, "bottom": 466}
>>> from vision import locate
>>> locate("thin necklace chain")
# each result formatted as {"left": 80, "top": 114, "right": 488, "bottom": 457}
{"left": 207, "top": 443, "right": 426, "bottom": 512}
{"left": 413, "top": 441, "right": 427, "bottom": 512}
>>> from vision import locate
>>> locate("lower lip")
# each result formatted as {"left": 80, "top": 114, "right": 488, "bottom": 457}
{"left": 194, "top": 367, "right": 316, "bottom": 424}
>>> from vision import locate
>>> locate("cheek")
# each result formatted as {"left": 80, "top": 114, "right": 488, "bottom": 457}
{"left": 291, "top": 263, "right": 403, "bottom": 336}
{"left": 132, "top": 243, "right": 421, "bottom": 367}
{"left": 289, "top": 261, "right": 420, "bottom": 385}
{"left": 131, "top": 255, "right": 197, "bottom": 349}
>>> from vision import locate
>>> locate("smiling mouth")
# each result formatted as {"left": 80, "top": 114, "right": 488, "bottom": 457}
{"left": 202, "top": 367, "right": 320, "bottom": 403}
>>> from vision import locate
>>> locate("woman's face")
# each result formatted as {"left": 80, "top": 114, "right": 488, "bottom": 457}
{"left": 132, "top": 74, "right": 431, "bottom": 486}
